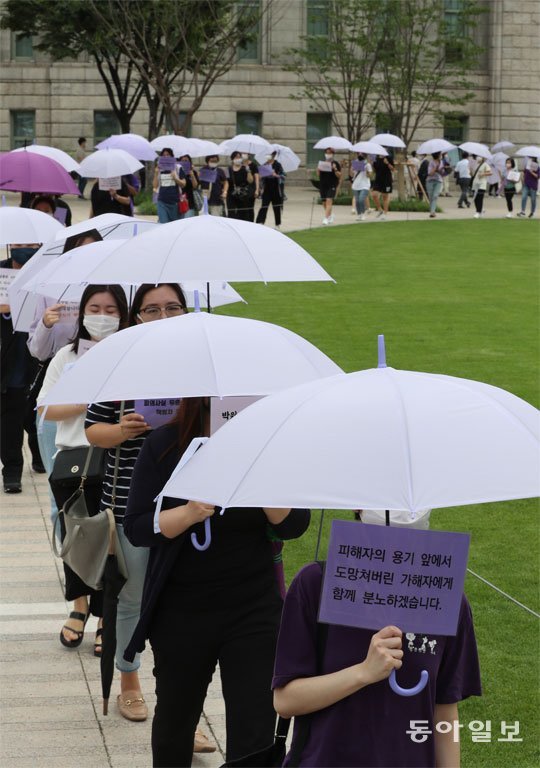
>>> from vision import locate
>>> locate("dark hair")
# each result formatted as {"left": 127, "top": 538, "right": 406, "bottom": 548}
{"left": 205, "top": 155, "right": 219, "bottom": 163}
{"left": 128, "top": 283, "right": 187, "bottom": 326}
{"left": 70, "top": 284, "right": 129, "bottom": 353}
{"left": 159, "top": 148, "right": 174, "bottom": 157}
{"left": 230, "top": 151, "right": 242, "bottom": 161}
{"left": 411, "top": 151, "right": 417, "bottom": 158}
{"left": 506, "top": 158, "right": 516, "bottom": 168}
{"left": 166, "top": 398, "right": 209, "bottom": 459}
{"left": 179, "top": 154, "right": 192, "bottom": 162}
{"left": 461, "top": 151, "right": 469, "bottom": 159}
{"left": 78, "top": 137, "right": 86, "bottom": 145}
{"left": 31, "top": 195, "right": 56, "bottom": 213}
{"left": 62, "top": 228, "right": 103, "bottom": 254}
{"left": 432, "top": 151, "right": 441, "bottom": 160}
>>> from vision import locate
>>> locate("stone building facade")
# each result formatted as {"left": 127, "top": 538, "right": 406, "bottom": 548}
{"left": 0, "top": 0, "right": 538, "bottom": 169}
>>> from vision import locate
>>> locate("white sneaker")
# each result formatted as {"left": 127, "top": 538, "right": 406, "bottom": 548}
{"left": 378, "top": 214, "right": 387, "bottom": 221}
{"left": 473, "top": 213, "right": 481, "bottom": 219}
{"left": 351, "top": 209, "right": 357, "bottom": 215}
{"left": 376, "top": 211, "right": 383, "bottom": 218}
{"left": 328, "top": 214, "right": 334, "bottom": 223}
{"left": 517, "top": 211, "right": 526, "bottom": 217}
{"left": 357, "top": 214, "right": 366, "bottom": 222}
{"left": 506, "top": 213, "right": 513, "bottom": 218}
{"left": 322, "top": 217, "right": 329, "bottom": 225}
{"left": 365, "top": 209, "right": 372, "bottom": 215}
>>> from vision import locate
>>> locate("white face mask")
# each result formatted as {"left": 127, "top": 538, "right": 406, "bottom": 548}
{"left": 232, "top": 158, "right": 242, "bottom": 166}
{"left": 208, "top": 161, "right": 218, "bottom": 168}
{"left": 83, "top": 314, "right": 120, "bottom": 341}
{"left": 325, "top": 153, "right": 334, "bottom": 161}
{"left": 241, "top": 153, "right": 249, "bottom": 160}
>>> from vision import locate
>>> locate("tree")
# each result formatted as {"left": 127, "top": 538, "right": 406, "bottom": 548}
{"left": 89, "top": 0, "right": 275, "bottom": 137}
{"left": 1, "top": 0, "right": 146, "bottom": 134}
{"left": 376, "top": 0, "right": 485, "bottom": 147}
{"left": 282, "top": 0, "right": 386, "bottom": 144}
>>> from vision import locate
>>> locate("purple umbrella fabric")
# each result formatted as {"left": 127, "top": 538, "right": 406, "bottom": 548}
{"left": 96, "top": 133, "right": 157, "bottom": 161}
{"left": 0, "top": 150, "right": 79, "bottom": 195}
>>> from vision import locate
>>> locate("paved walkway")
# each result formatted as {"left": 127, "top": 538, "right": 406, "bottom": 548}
{"left": 0, "top": 184, "right": 530, "bottom": 767}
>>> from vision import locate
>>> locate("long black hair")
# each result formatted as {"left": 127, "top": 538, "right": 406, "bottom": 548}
{"left": 128, "top": 283, "right": 187, "bottom": 326}
{"left": 70, "top": 284, "right": 129, "bottom": 353}
{"left": 62, "top": 229, "right": 103, "bottom": 254}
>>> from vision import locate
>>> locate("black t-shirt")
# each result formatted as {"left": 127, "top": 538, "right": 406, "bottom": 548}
{"left": 373, "top": 157, "right": 393, "bottom": 191}
{"left": 227, "top": 166, "right": 254, "bottom": 201}
{"left": 319, "top": 160, "right": 341, "bottom": 190}
{"left": 200, "top": 166, "right": 227, "bottom": 205}
{"left": 90, "top": 179, "right": 132, "bottom": 217}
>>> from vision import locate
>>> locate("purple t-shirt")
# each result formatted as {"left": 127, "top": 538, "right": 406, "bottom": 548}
{"left": 524, "top": 161, "right": 539, "bottom": 190}
{"left": 272, "top": 563, "right": 481, "bottom": 768}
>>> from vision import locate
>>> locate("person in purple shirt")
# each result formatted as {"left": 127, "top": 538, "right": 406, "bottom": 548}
{"left": 273, "top": 512, "right": 481, "bottom": 768}
{"left": 517, "top": 156, "right": 538, "bottom": 218}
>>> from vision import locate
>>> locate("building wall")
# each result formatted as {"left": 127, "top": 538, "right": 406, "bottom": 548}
{"left": 0, "top": 0, "right": 538, "bottom": 169}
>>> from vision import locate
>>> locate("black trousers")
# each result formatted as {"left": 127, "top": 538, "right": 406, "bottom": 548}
{"left": 256, "top": 185, "right": 282, "bottom": 226}
{"left": 474, "top": 189, "right": 485, "bottom": 213}
{"left": 227, "top": 198, "right": 255, "bottom": 221}
{"left": 150, "top": 593, "right": 282, "bottom": 767}
{"left": 504, "top": 190, "right": 514, "bottom": 212}
{"left": 50, "top": 479, "right": 104, "bottom": 616}
{"left": 0, "top": 387, "right": 41, "bottom": 482}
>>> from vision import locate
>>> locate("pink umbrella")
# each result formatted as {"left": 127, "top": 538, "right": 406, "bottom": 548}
{"left": 0, "top": 150, "right": 79, "bottom": 195}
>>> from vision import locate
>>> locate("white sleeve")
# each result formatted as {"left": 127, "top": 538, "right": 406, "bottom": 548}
{"left": 37, "top": 346, "right": 71, "bottom": 406}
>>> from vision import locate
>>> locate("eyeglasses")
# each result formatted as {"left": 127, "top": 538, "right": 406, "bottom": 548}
{"left": 138, "top": 304, "right": 186, "bottom": 320}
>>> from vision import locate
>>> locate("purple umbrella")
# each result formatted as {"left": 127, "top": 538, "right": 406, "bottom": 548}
{"left": 0, "top": 150, "right": 79, "bottom": 195}
{"left": 96, "top": 133, "right": 157, "bottom": 161}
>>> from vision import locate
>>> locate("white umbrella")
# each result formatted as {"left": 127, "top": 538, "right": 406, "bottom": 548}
{"left": 150, "top": 136, "right": 221, "bottom": 159}
{"left": 38, "top": 311, "right": 343, "bottom": 406}
{"left": 96, "top": 133, "right": 157, "bottom": 162}
{"left": 370, "top": 133, "right": 406, "bottom": 149}
{"left": 30, "top": 217, "right": 334, "bottom": 285}
{"left": 416, "top": 139, "right": 456, "bottom": 155}
{"left": 0, "top": 206, "right": 63, "bottom": 246}
{"left": 313, "top": 136, "right": 352, "bottom": 152}
{"left": 490, "top": 152, "right": 509, "bottom": 173}
{"left": 491, "top": 141, "right": 514, "bottom": 153}
{"left": 350, "top": 141, "right": 388, "bottom": 157}
{"left": 78, "top": 149, "right": 143, "bottom": 178}
{"left": 12, "top": 145, "right": 80, "bottom": 173}
{"left": 160, "top": 367, "right": 540, "bottom": 512}
{"left": 218, "top": 134, "right": 271, "bottom": 156}
{"left": 515, "top": 145, "right": 540, "bottom": 157}
{"left": 459, "top": 142, "right": 492, "bottom": 160}
{"left": 254, "top": 144, "right": 301, "bottom": 172}
{"left": 8, "top": 215, "right": 157, "bottom": 331}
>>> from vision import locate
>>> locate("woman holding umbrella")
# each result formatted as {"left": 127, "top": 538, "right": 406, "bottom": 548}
{"left": 122, "top": 398, "right": 310, "bottom": 767}
{"left": 272, "top": 512, "right": 482, "bottom": 768}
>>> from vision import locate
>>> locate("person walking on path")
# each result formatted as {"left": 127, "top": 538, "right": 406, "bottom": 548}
{"left": 317, "top": 147, "right": 341, "bottom": 226}
{"left": 455, "top": 151, "right": 472, "bottom": 209}
{"left": 517, "top": 156, "right": 538, "bottom": 218}
{"left": 471, "top": 158, "right": 492, "bottom": 218}
{"left": 425, "top": 152, "right": 445, "bottom": 218}
{"left": 499, "top": 158, "right": 520, "bottom": 218}
{"left": 371, "top": 155, "right": 394, "bottom": 221}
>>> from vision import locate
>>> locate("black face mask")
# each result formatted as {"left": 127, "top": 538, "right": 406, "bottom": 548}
{"left": 10, "top": 246, "right": 38, "bottom": 266}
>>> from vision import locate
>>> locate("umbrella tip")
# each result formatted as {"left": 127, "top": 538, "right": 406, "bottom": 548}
{"left": 133, "top": 223, "right": 138, "bottom": 237}
{"left": 202, "top": 196, "right": 209, "bottom": 215}
{"left": 1, "top": 195, "right": 6, "bottom": 207}
{"left": 103, "top": 699, "right": 109, "bottom": 716}
{"left": 194, "top": 289, "right": 201, "bottom": 312}
{"left": 377, "top": 335, "right": 387, "bottom": 368}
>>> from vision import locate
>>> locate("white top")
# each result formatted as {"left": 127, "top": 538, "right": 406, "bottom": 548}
{"left": 472, "top": 161, "right": 491, "bottom": 191}
{"left": 37, "top": 344, "right": 89, "bottom": 451}
{"left": 352, "top": 162, "right": 372, "bottom": 191}
{"left": 455, "top": 159, "right": 471, "bottom": 179}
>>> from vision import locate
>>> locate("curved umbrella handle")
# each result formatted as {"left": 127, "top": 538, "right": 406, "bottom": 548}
{"left": 191, "top": 517, "right": 212, "bottom": 551}
{"left": 389, "top": 668, "right": 429, "bottom": 697}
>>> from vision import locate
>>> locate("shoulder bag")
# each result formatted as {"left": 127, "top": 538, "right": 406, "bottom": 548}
{"left": 52, "top": 444, "right": 127, "bottom": 590}
{"left": 49, "top": 445, "right": 106, "bottom": 487}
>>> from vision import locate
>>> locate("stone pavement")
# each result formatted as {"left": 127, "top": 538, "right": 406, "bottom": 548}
{"left": 0, "top": 184, "right": 531, "bottom": 767}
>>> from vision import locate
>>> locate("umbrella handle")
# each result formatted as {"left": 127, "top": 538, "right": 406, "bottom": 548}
{"left": 389, "top": 668, "right": 429, "bottom": 697}
{"left": 191, "top": 517, "right": 211, "bottom": 551}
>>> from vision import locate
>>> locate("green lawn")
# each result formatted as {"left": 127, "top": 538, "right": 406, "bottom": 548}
{"left": 219, "top": 220, "right": 540, "bottom": 767}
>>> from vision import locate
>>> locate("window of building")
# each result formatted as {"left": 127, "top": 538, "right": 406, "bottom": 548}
{"left": 306, "top": 113, "right": 331, "bottom": 166}
{"left": 375, "top": 113, "right": 400, "bottom": 136}
{"left": 443, "top": 0, "right": 466, "bottom": 63}
{"left": 12, "top": 33, "right": 33, "bottom": 60}
{"left": 236, "top": 112, "right": 262, "bottom": 136}
{"left": 237, "top": 0, "right": 261, "bottom": 63}
{"left": 306, "top": 0, "right": 329, "bottom": 55}
{"left": 443, "top": 113, "right": 468, "bottom": 165}
{"left": 166, "top": 112, "right": 192, "bottom": 137}
{"left": 11, "top": 110, "right": 35, "bottom": 149}
{"left": 93, "top": 111, "right": 121, "bottom": 146}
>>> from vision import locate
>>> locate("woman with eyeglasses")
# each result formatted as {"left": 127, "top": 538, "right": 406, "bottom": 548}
{"left": 83, "top": 286, "right": 192, "bottom": 731}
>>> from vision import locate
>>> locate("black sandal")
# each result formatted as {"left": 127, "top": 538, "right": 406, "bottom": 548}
{"left": 59, "top": 611, "right": 89, "bottom": 649}
{"left": 94, "top": 626, "right": 103, "bottom": 657}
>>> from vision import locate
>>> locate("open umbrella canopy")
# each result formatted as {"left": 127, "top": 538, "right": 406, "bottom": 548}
{"left": 416, "top": 139, "right": 456, "bottom": 155}
{"left": 254, "top": 144, "right": 301, "bottom": 172}
{"left": 459, "top": 142, "right": 492, "bottom": 160}
{"left": 150, "top": 136, "right": 221, "bottom": 158}
{"left": 96, "top": 133, "right": 157, "bottom": 161}
{"left": 313, "top": 136, "right": 352, "bottom": 151}
{"left": 158, "top": 367, "right": 540, "bottom": 512}
{"left": 350, "top": 141, "right": 388, "bottom": 157}
{"left": 370, "top": 133, "right": 406, "bottom": 149}
{"left": 0, "top": 205, "right": 63, "bottom": 246}
{"left": 491, "top": 140, "right": 514, "bottom": 153}
{"left": 515, "top": 145, "right": 540, "bottom": 157}
{"left": 12, "top": 144, "right": 80, "bottom": 173}
{"left": 490, "top": 151, "right": 509, "bottom": 173}
{"left": 78, "top": 149, "right": 143, "bottom": 178}
{"left": 0, "top": 150, "right": 80, "bottom": 195}
{"left": 8, "top": 215, "right": 157, "bottom": 332}
{"left": 28, "top": 216, "right": 333, "bottom": 285}
{"left": 218, "top": 134, "right": 271, "bottom": 156}
{"left": 38, "top": 311, "right": 343, "bottom": 406}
